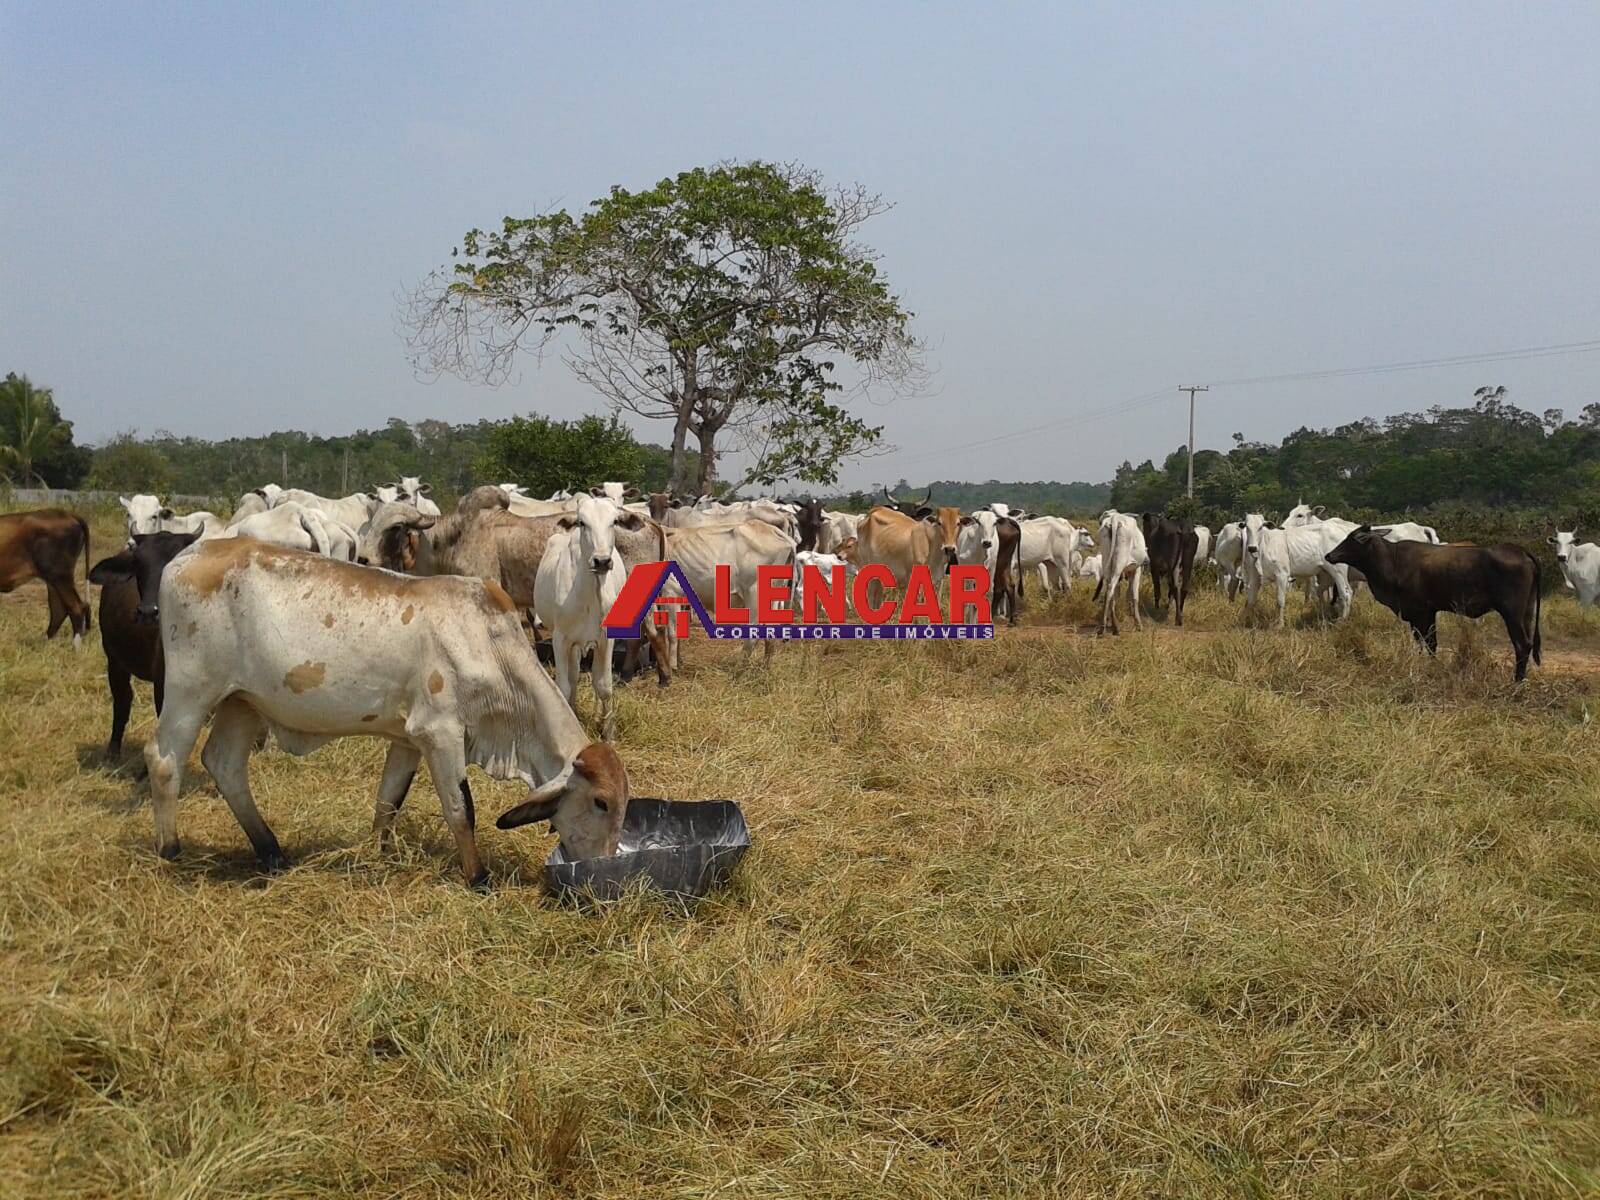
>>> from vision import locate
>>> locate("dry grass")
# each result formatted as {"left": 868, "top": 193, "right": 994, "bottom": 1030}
{"left": 2, "top": 509, "right": 1598, "bottom": 1197}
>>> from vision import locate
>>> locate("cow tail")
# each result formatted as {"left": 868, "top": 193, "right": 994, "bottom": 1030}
{"left": 1531, "top": 553, "right": 1543, "bottom": 666}
{"left": 77, "top": 514, "right": 92, "bottom": 631}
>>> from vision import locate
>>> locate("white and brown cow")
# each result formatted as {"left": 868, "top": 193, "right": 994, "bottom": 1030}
{"left": 143, "top": 539, "right": 631, "bottom": 886}
{"left": 853, "top": 504, "right": 974, "bottom": 614}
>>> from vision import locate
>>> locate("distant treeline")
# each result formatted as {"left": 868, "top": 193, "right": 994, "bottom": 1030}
{"left": 1111, "top": 392, "right": 1600, "bottom": 533}
{"left": 79, "top": 417, "right": 699, "bottom": 505}
{"left": 830, "top": 477, "right": 1112, "bottom": 515}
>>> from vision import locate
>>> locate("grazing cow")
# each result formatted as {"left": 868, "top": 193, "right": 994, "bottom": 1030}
{"left": 87, "top": 530, "right": 201, "bottom": 757}
{"left": 0, "top": 509, "right": 91, "bottom": 645}
{"left": 144, "top": 539, "right": 632, "bottom": 884}
{"left": 534, "top": 496, "right": 645, "bottom": 739}
{"left": 1095, "top": 510, "right": 1147, "bottom": 634}
{"left": 1141, "top": 513, "right": 1198, "bottom": 626}
{"left": 1213, "top": 521, "right": 1245, "bottom": 600}
{"left": 1549, "top": 530, "right": 1600, "bottom": 606}
{"left": 1326, "top": 528, "right": 1542, "bottom": 681}
{"left": 1240, "top": 512, "right": 1355, "bottom": 626}
{"left": 230, "top": 489, "right": 272, "bottom": 523}
{"left": 1192, "top": 524, "right": 1212, "bottom": 564}
{"left": 271, "top": 487, "right": 376, "bottom": 531}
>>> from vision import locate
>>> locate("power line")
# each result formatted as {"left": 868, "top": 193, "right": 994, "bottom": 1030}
{"left": 888, "top": 335, "right": 1600, "bottom": 470}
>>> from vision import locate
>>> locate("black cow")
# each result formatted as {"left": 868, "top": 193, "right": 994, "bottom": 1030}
{"left": 1141, "top": 513, "right": 1198, "bottom": 627}
{"left": 1325, "top": 527, "right": 1542, "bottom": 681}
{"left": 792, "top": 497, "right": 826, "bottom": 552}
{"left": 882, "top": 485, "right": 933, "bottom": 517}
{"left": 991, "top": 516, "right": 1023, "bottom": 626}
{"left": 87, "top": 529, "right": 202, "bottom": 757}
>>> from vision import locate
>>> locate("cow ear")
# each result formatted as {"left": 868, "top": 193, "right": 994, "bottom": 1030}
{"left": 497, "top": 764, "right": 576, "bottom": 828}
{"left": 159, "top": 507, "right": 174, "bottom": 519}
{"left": 616, "top": 511, "right": 644, "bottom": 530}
{"left": 179, "top": 529, "right": 203, "bottom": 548}
{"left": 408, "top": 515, "right": 436, "bottom": 531}
{"left": 915, "top": 506, "right": 935, "bottom": 519}
{"left": 556, "top": 514, "right": 580, "bottom": 530}
{"left": 1313, "top": 505, "right": 1325, "bottom": 516}
{"left": 622, "top": 486, "right": 641, "bottom": 500}
{"left": 1547, "top": 536, "right": 1559, "bottom": 546}
{"left": 89, "top": 551, "right": 136, "bottom": 586}
{"left": 959, "top": 515, "right": 977, "bottom": 527}
{"left": 417, "top": 482, "right": 432, "bottom": 495}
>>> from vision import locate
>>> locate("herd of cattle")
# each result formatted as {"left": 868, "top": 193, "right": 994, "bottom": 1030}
{"left": 0, "top": 478, "right": 1592, "bottom": 884}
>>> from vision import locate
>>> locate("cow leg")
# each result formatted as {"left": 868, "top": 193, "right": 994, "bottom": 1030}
{"left": 107, "top": 662, "right": 134, "bottom": 759}
{"left": 1404, "top": 611, "right": 1439, "bottom": 655}
{"left": 61, "top": 580, "right": 88, "bottom": 646}
{"left": 1274, "top": 574, "right": 1288, "bottom": 629}
{"left": 144, "top": 700, "right": 210, "bottom": 861}
{"left": 372, "top": 741, "right": 421, "bottom": 851}
{"left": 1128, "top": 567, "right": 1143, "bottom": 630}
{"left": 643, "top": 625, "right": 671, "bottom": 687}
{"left": 1149, "top": 569, "right": 1164, "bottom": 620}
{"left": 202, "top": 697, "right": 286, "bottom": 870}
{"left": 420, "top": 738, "right": 486, "bottom": 888}
{"left": 550, "top": 631, "right": 579, "bottom": 707}
{"left": 1100, "top": 575, "right": 1118, "bottom": 634}
{"left": 593, "top": 635, "right": 617, "bottom": 741}
{"left": 1173, "top": 568, "right": 1187, "bottom": 628}
{"left": 1499, "top": 607, "right": 1532, "bottom": 681}
{"left": 44, "top": 582, "right": 67, "bottom": 640}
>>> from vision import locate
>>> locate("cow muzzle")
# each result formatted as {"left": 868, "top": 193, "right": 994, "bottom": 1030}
{"left": 591, "top": 556, "right": 614, "bottom": 574}
{"left": 135, "top": 603, "right": 160, "bottom": 625}
{"left": 1557, "top": 555, "right": 1568, "bottom": 563}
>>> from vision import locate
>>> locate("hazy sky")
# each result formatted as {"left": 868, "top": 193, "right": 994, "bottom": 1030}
{"left": 4, "top": 2, "right": 1597, "bottom": 488}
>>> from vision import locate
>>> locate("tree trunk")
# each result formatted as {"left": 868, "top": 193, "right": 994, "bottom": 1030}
{"left": 669, "top": 410, "right": 692, "bottom": 494}
{"left": 695, "top": 422, "right": 720, "bottom": 494}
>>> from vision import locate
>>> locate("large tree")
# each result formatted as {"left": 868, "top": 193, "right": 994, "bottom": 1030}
{"left": 0, "top": 373, "right": 89, "bottom": 487}
{"left": 475, "top": 413, "right": 644, "bottom": 498}
{"left": 405, "top": 161, "right": 923, "bottom": 493}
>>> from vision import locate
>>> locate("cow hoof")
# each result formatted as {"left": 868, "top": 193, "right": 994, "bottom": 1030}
{"left": 105, "top": 743, "right": 123, "bottom": 761}
{"left": 656, "top": 677, "right": 670, "bottom": 689}
{"left": 260, "top": 851, "right": 290, "bottom": 874}
{"left": 467, "top": 869, "right": 492, "bottom": 893}
{"left": 158, "top": 841, "right": 181, "bottom": 861}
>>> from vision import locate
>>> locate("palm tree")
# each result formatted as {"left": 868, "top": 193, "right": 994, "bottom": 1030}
{"left": 0, "top": 373, "right": 70, "bottom": 486}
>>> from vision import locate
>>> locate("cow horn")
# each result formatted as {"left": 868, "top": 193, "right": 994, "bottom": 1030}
{"left": 921, "top": 485, "right": 932, "bottom": 504}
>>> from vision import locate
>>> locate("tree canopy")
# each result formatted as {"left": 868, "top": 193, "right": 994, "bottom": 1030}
{"left": 0, "top": 373, "right": 90, "bottom": 487}
{"left": 1111, "top": 390, "right": 1600, "bottom": 527}
{"left": 405, "top": 161, "right": 923, "bottom": 493}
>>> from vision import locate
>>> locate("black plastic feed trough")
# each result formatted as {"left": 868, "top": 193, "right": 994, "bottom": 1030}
{"left": 544, "top": 797, "right": 750, "bottom": 901}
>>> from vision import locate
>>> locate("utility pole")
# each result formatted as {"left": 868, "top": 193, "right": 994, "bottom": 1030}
{"left": 1179, "top": 385, "right": 1208, "bottom": 498}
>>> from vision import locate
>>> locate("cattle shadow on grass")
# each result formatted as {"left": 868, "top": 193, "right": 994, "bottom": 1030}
{"left": 127, "top": 835, "right": 362, "bottom": 888}
{"left": 75, "top": 742, "right": 148, "bottom": 781}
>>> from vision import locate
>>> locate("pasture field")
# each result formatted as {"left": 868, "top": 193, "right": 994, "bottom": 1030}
{"left": 2, "top": 510, "right": 1599, "bottom": 1198}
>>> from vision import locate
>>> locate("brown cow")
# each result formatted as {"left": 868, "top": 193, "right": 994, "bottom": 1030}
{"left": 0, "top": 508, "right": 91, "bottom": 644}
{"left": 991, "top": 516, "right": 1023, "bottom": 626}
{"left": 854, "top": 504, "right": 974, "bottom": 613}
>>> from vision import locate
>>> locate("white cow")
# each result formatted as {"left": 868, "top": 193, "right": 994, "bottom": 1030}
{"left": 1213, "top": 521, "right": 1245, "bottom": 600}
{"left": 272, "top": 488, "right": 376, "bottom": 531}
{"left": 1192, "top": 524, "right": 1213, "bottom": 564}
{"left": 534, "top": 495, "right": 645, "bottom": 740}
{"left": 1097, "top": 510, "right": 1148, "bottom": 634}
{"left": 1550, "top": 531, "right": 1600, "bottom": 606}
{"left": 1371, "top": 521, "right": 1442, "bottom": 545}
{"left": 397, "top": 476, "right": 442, "bottom": 517}
{"left": 1075, "top": 553, "right": 1103, "bottom": 585}
{"left": 1017, "top": 516, "right": 1082, "bottom": 593}
{"left": 120, "top": 495, "right": 225, "bottom": 541}
{"left": 817, "top": 510, "right": 861, "bottom": 554}
{"left": 141, "top": 538, "right": 631, "bottom": 886}
{"left": 506, "top": 493, "right": 578, "bottom": 519}
{"left": 685, "top": 498, "right": 797, "bottom": 537}
{"left": 1240, "top": 512, "right": 1355, "bottom": 625}
{"left": 794, "top": 549, "right": 858, "bottom": 621}
{"left": 226, "top": 503, "right": 334, "bottom": 555}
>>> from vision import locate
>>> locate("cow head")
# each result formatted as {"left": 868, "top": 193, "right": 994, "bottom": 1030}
{"left": 1550, "top": 529, "right": 1579, "bottom": 563}
{"left": 1325, "top": 525, "right": 1385, "bottom": 572}
{"left": 496, "top": 743, "right": 630, "bottom": 859}
{"left": 958, "top": 509, "right": 998, "bottom": 567}
{"left": 398, "top": 476, "right": 432, "bottom": 501}
{"left": 1240, "top": 512, "right": 1276, "bottom": 561}
{"left": 557, "top": 494, "right": 644, "bottom": 575}
{"left": 1283, "top": 503, "right": 1325, "bottom": 527}
{"left": 923, "top": 506, "right": 972, "bottom": 570}
{"left": 90, "top": 529, "right": 202, "bottom": 623}
{"left": 357, "top": 502, "right": 435, "bottom": 570}
{"left": 120, "top": 494, "right": 173, "bottom": 538}
{"left": 883, "top": 485, "right": 933, "bottom": 516}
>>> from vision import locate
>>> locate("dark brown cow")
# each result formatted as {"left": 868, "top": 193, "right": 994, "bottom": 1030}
{"left": 88, "top": 530, "right": 201, "bottom": 757}
{"left": 792, "top": 497, "right": 826, "bottom": 551}
{"left": 0, "top": 508, "right": 90, "bottom": 643}
{"left": 1325, "top": 527, "right": 1542, "bottom": 681}
{"left": 992, "top": 516, "right": 1022, "bottom": 626}
{"left": 1141, "top": 513, "right": 1198, "bottom": 627}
